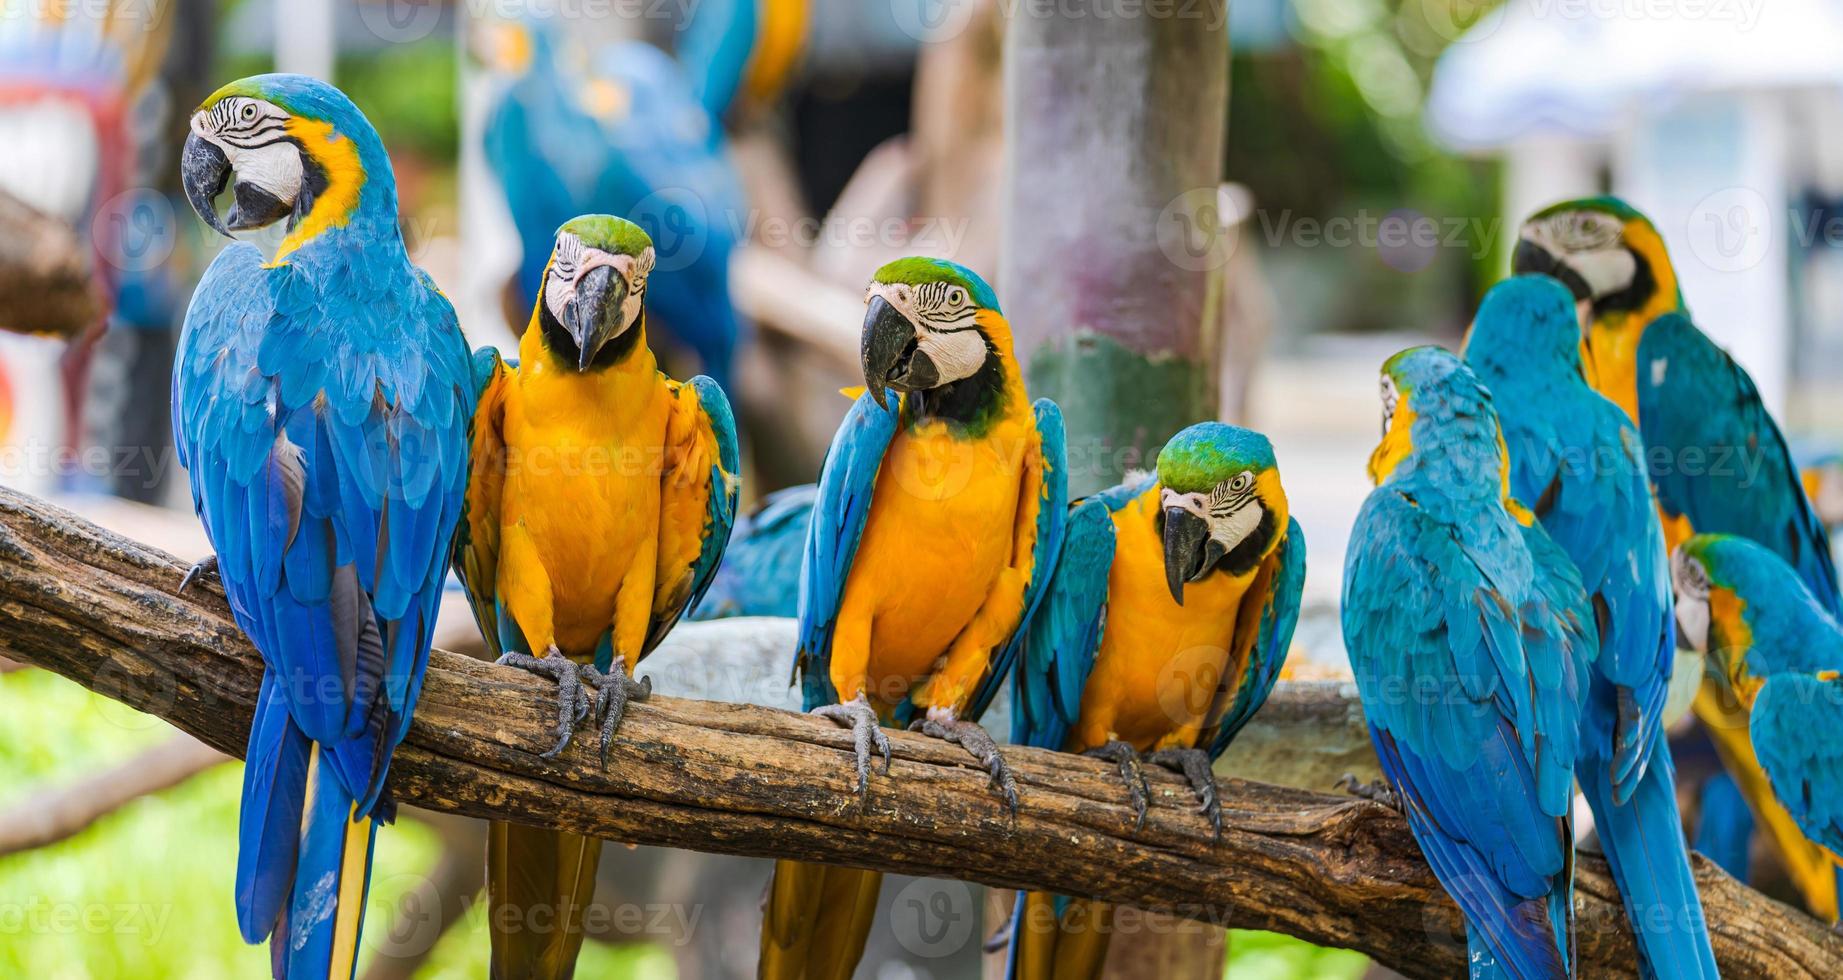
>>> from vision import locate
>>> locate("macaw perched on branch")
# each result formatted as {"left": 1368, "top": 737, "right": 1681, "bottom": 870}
{"left": 1635, "top": 311, "right": 1843, "bottom": 920}
{"left": 453, "top": 215, "right": 739, "bottom": 980}
{"left": 1464, "top": 276, "right": 1716, "bottom": 978}
{"left": 759, "top": 257, "right": 1066, "bottom": 980}
{"left": 688, "top": 482, "right": 814, "bottom": 620}
{"left": 1674, "top": 533, "right": 1843, "bottom": 866}
{"left": 174, "top": 74, "right": 473, "bottom": 978}
{"left": 1003, "top": 422, "right": 1304, "bottom": 980}
{"left": 1521, "top": 194, "right": 1843, "bottom": 921}
{"left": 1343, "top": 347, "right": 1593, "bottom": 979}
{"left": 480, "top": 27, "right": 745, "bottom": 391}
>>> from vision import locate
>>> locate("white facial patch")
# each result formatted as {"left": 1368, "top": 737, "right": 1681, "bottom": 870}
{"left": 1522, "top": 210, "right": 1637, "bottom": 299}
{"left": 192, "top": 96, "right": 302, "bottom": 224}
{"left": 1671, "top": 551, "right": 1712, "bottom": 652}
{"left": 867, "top": 279, "right": 988, "bottom": 385}
{"left": 1379, "top": 374, "right": 1400, "bottom": 438}
{"left": 544, "top": 232, "right": 653, "bottom": 332}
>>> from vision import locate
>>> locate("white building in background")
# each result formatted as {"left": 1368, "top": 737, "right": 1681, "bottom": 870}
{"left": 1427, "top": 0, "right": 1843, "bottom": 420}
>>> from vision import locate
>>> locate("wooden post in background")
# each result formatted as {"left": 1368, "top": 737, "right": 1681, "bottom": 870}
{"left": 1000, "top": 1, "right": 1232, "bottom": 974}
{"left": 1002, "top": 0, "right": 1230, "bottom": 498}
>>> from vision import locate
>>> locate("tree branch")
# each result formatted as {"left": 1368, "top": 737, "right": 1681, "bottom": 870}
{"left": 0, "top": 487, "right": 1834, "bottom": 978}
{"left": 0, "top": 732, "right": 227, "bottom": 856}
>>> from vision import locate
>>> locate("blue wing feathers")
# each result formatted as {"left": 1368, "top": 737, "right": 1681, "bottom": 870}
{"left": 795, "top": 393, "right": 898, "bottom": 711}
{"left": 1013, "top": 497, "right": 1114, "bottom": 751}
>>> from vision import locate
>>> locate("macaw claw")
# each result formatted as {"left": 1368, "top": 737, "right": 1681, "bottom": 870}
{"left": 1147, "top": 747, "right": 1220, "bottom": 839}
{"left": 1084, "top": 740, "right": 1151, "bottom": 830}
{"left": 1335, "top": 773, "right": 1401, "bottom": 812}
{"left": 178, "top": 555, "right": 219, "bottom": 594}
{"left": 496, "top": 647, "right": 591, "bottom": 759}
{"left": 582, "top": 656, "right": 651, "bottom": 769}
{"left": 916, "top": 715, "right": 1019, "bottom": 816}
{"left": 813, "top": 695, "right": 891, "bottom": 799}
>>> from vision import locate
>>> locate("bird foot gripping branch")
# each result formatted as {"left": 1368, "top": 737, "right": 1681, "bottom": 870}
{"left": 810, "top": 694, "right": 891, "bottom": 798}
{"left": 913, "top": 708, "right": 1020, "bottom": 815}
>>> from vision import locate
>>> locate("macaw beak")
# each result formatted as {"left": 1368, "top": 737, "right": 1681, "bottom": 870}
{"left": 861, "top": 295, "right": 936, "bottom": 411}
{"left": 181, "top": 133, "right": 231, "bottom": 236}
{"left": 562, "top": 265, "right": 628, "bottom": 371}
{"left": 182, "top": 131, "right": 294, "bottom": 234}
{"left": 1162, "top": 507, "right": 1213, "bottom": 605}
{"left": 1513, "top": 238, "right": 1594, "bottom": 305}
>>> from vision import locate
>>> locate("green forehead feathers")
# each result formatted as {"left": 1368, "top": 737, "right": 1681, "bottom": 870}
{"left": 871, "top": 257, "right": 1000, "bottom": 312}
{"left": 557, "top": 215, "right": 654, "bottom": 257}
{"left": 1157, "top": 422, "right": 1275, "bottom": 491}
{"left": 1527, "top": 195, "right": 1648, "bottom": 226}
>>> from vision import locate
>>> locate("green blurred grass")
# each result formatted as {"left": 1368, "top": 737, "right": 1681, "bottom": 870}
{"left": 2, "top": 668, "right": 1365, "bottom": 979}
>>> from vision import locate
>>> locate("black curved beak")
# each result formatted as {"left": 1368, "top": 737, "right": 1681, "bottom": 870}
{"left": 861, "top": 295, "right": 936, "bottom": 410}
{"left": 1163, "top": 507, "right": 1212, "bottom": 605}
{"left": 181, "top": 133, "right": 231, "bottom": 236}
{"left": 562, "top": 265, "right": 628, "bottom": 371}
{"left": 1512, "top": 239, "right": 1593, "bottom": 303}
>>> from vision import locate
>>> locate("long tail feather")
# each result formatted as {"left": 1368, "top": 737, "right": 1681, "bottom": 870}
{"left": 1006, "top": 891, "right": 1110, "bottom": 980}
{"left": 237, "top": 672, "right": 313, "bottom": 944}
{"left": 1579, "top": 741, "right": 1718, "bottom": 980}
{"left": 486, "top": 821, "right": 603, "bottom": 980}
{"left": 758, "top": 859, "right": 879, "bottom": 980}
{"left": 273, "top": 745, "right": 379, "bottom": 980}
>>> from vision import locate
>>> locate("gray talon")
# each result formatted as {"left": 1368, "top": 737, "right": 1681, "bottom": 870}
{"left": 583, "top": 656, "right": 652, "bottom": 768}
{"left": 1336, "top": 773, "right": 1400, "bottom": 812}
{"left": 922, "top": 716, "right": 1019, "bottom": 816}
{"left": 1147, "top": 747, "right": 1220, "bottom": 838}
{"left": 1084, "top": 740, "right": 1150, "bottom": 829}
{"left": 813, "top": 695, "right": 891, "bottom": 798}
{"left": 497, "top": 647, "right": 589, "bottom": 759}
{"left": 178, "top": 555, "right": 219, "bottom": 593}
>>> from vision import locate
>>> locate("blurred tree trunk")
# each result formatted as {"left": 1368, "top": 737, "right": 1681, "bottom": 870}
{"left": 1002, "top": 0, "right": 1230, "bottom": 496}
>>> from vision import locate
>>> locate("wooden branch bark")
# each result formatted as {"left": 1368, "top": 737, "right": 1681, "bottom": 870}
{"left": 0, "top": 486, "right": 1836, "bottom": 978}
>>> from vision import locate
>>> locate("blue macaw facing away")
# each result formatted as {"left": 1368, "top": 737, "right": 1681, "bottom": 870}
{"left": 1635, "top": 310, "right": 1843, "bottom": 918}
{"left": 1674, "top": 534, "right": 1843, "bottom": 865}
{"left": 174, "top": 75, "right": 473, "bottom": 978}
{"left": 483, "top": 27, "right": 746, "bottom": 390}
{"left": 1004, "top": 422, "right": 1305, "bottom": 979}
{"left": 689, "top": 482, "right": 815, "bottom": 620}
{"left": 1465, "top": 275, "right": 1716, "bottom": 978}
{"left": 1343, "top": 346, "right": 1593, "bottom": 979}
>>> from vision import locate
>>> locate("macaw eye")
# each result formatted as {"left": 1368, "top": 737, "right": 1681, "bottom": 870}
{"left": 947, "top": 285, "right": 967, "bottom": 306}
{"left": 1230, "top": 472, "right": 1253, "bottom": 493}
{"left": 240, "top": 102, "right": 258, "bottom": 122}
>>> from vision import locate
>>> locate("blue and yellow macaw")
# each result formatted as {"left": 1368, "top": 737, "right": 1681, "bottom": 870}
{"left": 759, "top": 257, "right": 1067, "bottom": 980}
{"left": 1464, "top": 275, "right": 1716, "bottom": 977}
{"left": 481, "top": 27, "right": 745, "bottom": 390}
{"left": 688, "top": 482, "right": 814, "bottom": 620}
{"left": 173, "top": 74, "right": 474, "bottom": 979}
{"left": 1512, "top": 196, "right": 1684, "bottom": 420}
{"left": 677, "top": 0, "right": 809, "bottom": 123}
{"left": 1343, "top": 347, "right": 1593, "bottom": 979}
{"left": 1674, "top": 533, "right": 1843, "bottom": 868}
{"left": 1004, "top": 422, "right": 1304, "bottom": 980}
{"left": 453, "top": 215, "right": 739, "bottom": 979}
{"left": 1521, "top": 194, "right": 1843, "bottom": 920}
{"left": 1635, "top": 311, "right": 1843, "bottom": 920}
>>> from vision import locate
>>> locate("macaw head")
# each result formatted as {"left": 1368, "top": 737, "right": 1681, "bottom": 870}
{"left": 860, "top": 257, "right": 1004, "bottom": 412}
{"left": 536, "top": 215, "right": 654, "bottom": 372}
{"left": 1363, "top": 344, "right": 1503, "bottom": 497}
{"left": 182, "top": 74, "right": 392, "bottom": 261}
{"left": 1513, "top": 196, "right": 1681, "bottom": 330}
{"left": 1156, "top": 422, "right": 1287, "bottom": 603}
{"left": 1464, "top": 274, "right": 1589, "bottom": 384}
{"left": 1672, "top": 533, "right": 1842, "bottom": 695}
